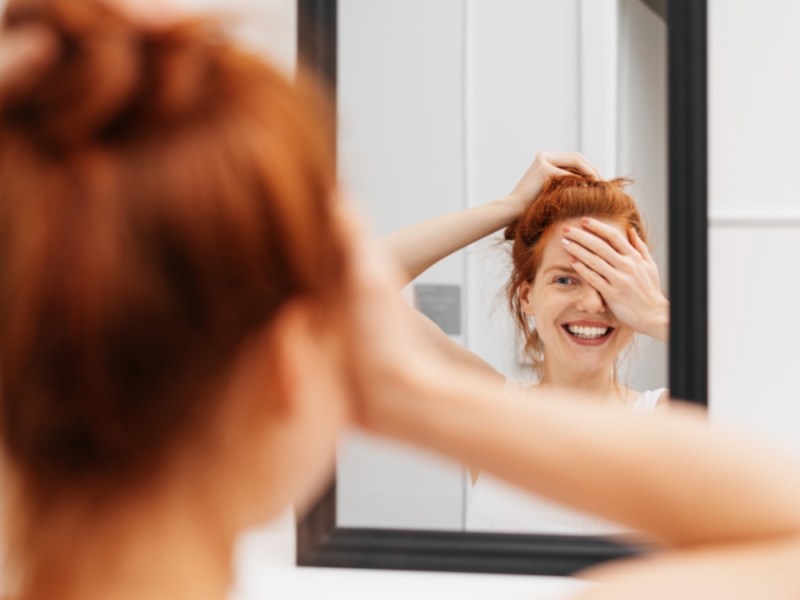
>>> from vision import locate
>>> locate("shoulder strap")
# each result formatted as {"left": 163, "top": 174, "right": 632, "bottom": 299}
{"left": 631, "top": 388, "right": 668, "bottom": 414}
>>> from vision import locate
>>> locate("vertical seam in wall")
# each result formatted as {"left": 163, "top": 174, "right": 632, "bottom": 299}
{"left": 616, "top": 0, "right": 625, "bottom": 176}
{"left": 460, "top": 0, "right": 471, "bottom": 531}
{"left": 577, "top": 0, "right": 584, "bottom": 153}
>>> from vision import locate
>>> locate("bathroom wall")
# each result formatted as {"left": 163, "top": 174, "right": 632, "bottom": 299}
{"left": 708, "top": 0, "right": 800, "bottom": 455}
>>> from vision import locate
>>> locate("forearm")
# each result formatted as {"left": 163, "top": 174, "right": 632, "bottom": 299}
{"left": 381, "top": 196, "right": 518, "bottom": 286}
{"left": 378, "top": 371, "right": 800, "bottom": 548}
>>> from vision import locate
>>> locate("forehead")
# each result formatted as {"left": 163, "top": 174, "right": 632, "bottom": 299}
{"left": 538, "top": 217, "right": 626, "bottom": 269}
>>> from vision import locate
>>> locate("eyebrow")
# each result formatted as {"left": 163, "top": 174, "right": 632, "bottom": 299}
{"left": 542, "top": 264, "right": 578, "bottom": 276}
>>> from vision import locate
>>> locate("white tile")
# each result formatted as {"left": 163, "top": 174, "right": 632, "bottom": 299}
{"left": 709, "top": 0, "right": 800, "bottom": 218}
{"left": 709, "top": 225, "right": 800, "bottom": 456}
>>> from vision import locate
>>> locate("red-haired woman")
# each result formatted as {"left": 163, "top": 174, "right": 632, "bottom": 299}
{"left": 0, "top": 1, "right": 358, "bottom": 597}
{"left": 384, "top": 153, "right": 671, "bottom": 533}
{"left": 4, "top": 3, "right": 800, "bottom": 600}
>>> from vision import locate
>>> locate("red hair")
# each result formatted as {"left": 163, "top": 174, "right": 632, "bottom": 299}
{"left": 504, "top": 174, "right": 648, "bottom": 372}
{"left": 0, "top": 0, "right": 343, "bottom": 509}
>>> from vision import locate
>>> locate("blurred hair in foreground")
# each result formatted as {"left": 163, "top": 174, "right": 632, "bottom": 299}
{"left": 0, "top": 0, "right": 346, "bottom": 593}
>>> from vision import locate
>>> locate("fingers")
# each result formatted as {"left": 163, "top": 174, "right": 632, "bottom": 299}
{"left": 561, "top": 235, "right": 615, "bottom": 283}
{"left": 101, "top": 0, "right": 190, "bottom": 28}
{"left": 629, "top": 227, "right": 653, "bottom": 262}
{"left": 562, "top": 224, "right": 630, "bottom": 272}
{"left": 0, "top": 26, "right": 59, "bottom": 107}
{"left": 577, "top": 217, "right": 636, "bottom": 256}
{"left": 569, "top": 258, "right": 611, "bottom": 297}
{"left": 539, "top": 151, "right": 601, "bottom": 180}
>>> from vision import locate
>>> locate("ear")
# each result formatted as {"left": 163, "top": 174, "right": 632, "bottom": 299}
{"left": 266, "top": 300, "right": 320, "bottom": 417}
{"left": 235, "top": 299, "right": 318, "bottom": 422}
{"left": 519, "top": 281, "right": 535, "bottom": 316}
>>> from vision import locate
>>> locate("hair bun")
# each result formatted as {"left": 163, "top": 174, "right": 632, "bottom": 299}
{"left": 1, "top": 0, "right": 213, "bottom": 150}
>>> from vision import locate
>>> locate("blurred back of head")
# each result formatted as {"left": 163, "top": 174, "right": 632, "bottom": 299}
{"left": 0, "top": 0, "right": 344, "bottom": 516}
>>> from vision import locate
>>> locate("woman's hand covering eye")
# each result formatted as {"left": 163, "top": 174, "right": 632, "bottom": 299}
{"left": 561, "top": 217, "right": 669, "bottom": 341}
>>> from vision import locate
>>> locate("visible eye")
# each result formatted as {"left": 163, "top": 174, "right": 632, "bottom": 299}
{"left": 553, "top": 275, "right": 576, "bottom": 286}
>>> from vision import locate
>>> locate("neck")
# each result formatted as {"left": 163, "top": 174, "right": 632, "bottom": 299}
{"left": 539, "top": 360, "right": 621, "bottom": 400}
{"left": 18, "top": 479, "right": 237, "bottom": 600}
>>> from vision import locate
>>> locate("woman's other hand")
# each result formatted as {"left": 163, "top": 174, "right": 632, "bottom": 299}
{"left": 0, "top": 0, "right": 190, "bottom": 109}
{"left": 561, "top": 217, "right": 669, "bottom": 341}
{"left": 501, "top": 151, "right": 601, "bottom": 218}
{"left": 0, "top": 26, "right": 57, "bottom": 108}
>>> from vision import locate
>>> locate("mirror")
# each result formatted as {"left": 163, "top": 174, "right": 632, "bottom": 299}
{"left": 298, "top": 0, "right": 708, "bottom": 575}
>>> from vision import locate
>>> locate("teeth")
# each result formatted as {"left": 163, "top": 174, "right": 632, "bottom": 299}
{"left": 566, "top": 325, "right": 610, "bottom": 339}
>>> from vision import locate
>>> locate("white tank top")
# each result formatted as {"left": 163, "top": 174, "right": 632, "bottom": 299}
{"left": 465, "top": 387, "right": 667, "bottom": 536}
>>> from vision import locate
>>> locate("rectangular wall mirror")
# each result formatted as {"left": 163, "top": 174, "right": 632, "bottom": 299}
{"left": 298, "top": 0, "right": 706, "bottom": 575}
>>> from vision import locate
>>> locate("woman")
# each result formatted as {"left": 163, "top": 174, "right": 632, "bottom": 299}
{"left": 385, "top": 153, "right": 669, "bottom": 402}
{"left": 0, "top": 1, "right": 356, "bottom": 597}
{"left": 3, "top": 3, "right": 800, "bottom": 600}
{"left": 384, "top": 155, "right": 670, "bottom": 532}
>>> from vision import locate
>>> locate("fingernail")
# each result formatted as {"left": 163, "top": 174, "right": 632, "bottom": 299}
{"left": 581, "top": 217, "right": 591, "bottom": 224}
{"left": 560, "top": 237, "right": 570, "bottom": 246}
{"left": 562, "top": 226, "right": 570, "bottom": 233}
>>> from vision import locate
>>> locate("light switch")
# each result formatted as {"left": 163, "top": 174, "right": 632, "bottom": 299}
{"left": 414, "top": 284, "right": 461, "bottom": 336}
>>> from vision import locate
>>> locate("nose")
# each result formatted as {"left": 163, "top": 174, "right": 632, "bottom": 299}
{"left": 576, "top": 285, "right": 605, "bottom": 313}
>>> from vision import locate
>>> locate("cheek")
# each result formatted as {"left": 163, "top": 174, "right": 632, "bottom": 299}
{"left": 529, "top": 287, "right": 565, "bottom": 323}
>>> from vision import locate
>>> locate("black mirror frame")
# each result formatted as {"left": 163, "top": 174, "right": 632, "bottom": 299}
{"left": 297, "top": 0, "right": 707, "bottom": 576}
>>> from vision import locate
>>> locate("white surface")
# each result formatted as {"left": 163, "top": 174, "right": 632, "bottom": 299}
{"left": 707, "top": 0, "right": 800, "bottom": 460}
{"left": 336, "top": 0, "right": 468, "bottom": 530}
{"left": 338, "top": 431, "right": 464, "bottom": 530}
{"left": 579, "top": 0, "right": 619, "bottom": 177}
{"left": 709, "top": 226, "right": 800, "bottom": 455}
{"left": 231, "top": 512, "right": 588, "bottom": 600}
{"left": 709, "top": 0, "right": 800, "bottom": 218}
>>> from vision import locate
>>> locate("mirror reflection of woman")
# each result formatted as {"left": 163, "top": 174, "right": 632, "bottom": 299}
{"left": 4, "top": 4, "right": 800, "bottom": 599}
{"left": 384, "top": 153, "right": 671, "bottom": 533}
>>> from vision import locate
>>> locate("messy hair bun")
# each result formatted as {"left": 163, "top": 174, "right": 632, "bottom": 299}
{"left": 2, "top": 0, "right": 216, "bottom": 150}
{"left": 0, "top": 0, "right": 342, "bottom": 500}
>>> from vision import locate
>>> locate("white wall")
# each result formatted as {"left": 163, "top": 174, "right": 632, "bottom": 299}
{"left": 708, "top": 0, "right": 800, "bottom": 455}
{"left": 336, "top": 0, "right": 467, "bottom": 530}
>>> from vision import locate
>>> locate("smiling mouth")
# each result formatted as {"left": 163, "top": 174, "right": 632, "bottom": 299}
{"left": 561, "top": 324, "right": 614, "bottom": 342}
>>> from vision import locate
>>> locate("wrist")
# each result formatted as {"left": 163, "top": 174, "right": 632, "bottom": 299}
{"left": 490, "top": 194, "right": 524, "bottom": 226}
{"left": 643, "top": 297, "right": 670, "bottom": 341}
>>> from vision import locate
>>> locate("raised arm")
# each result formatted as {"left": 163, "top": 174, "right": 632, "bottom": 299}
{"left": 383, "top": 152, "right": 600, "bottom": 286}
{"left": 344, "top": 212, "right": 800, "bottom": 553}
{"left": 371, "top": 376, "right": 800, "bottom": 549}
